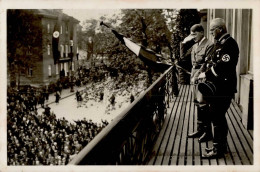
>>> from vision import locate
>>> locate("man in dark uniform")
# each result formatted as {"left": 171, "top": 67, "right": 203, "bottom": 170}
{"left": 197, "top": 18, "right": 239, "bottom": 158}
{"left": 184, "top": 24, "right": 214, "bottom": 142}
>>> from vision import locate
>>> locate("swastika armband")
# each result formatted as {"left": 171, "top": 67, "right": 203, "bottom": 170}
{"left": 221, "top": 54, "right": 230, "bottom": 62}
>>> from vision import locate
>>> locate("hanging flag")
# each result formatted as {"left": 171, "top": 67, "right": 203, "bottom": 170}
{"left": 122, "top": 37, "right": 171, "bottom": 72}
{"left": 101, "top": 22, "right": 171, "bottom": 72}
{"left": 52, "top": 13, "right": 62, "bottom": 64}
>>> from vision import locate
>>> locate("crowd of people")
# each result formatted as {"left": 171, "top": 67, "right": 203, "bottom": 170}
{"left": 7, "top": 87, "right": 109, "bottom": 165}
{"left": 7, "top": 50, "right": 162, "bottom": 166}
{"left": 7, "top": 62, "right": 160, "bottom": 166}
{"left": 74, "top": 67, "right": 161, "bottom": 116}
{"left": 7, "top": 86, "right": 50, "bottom": 111}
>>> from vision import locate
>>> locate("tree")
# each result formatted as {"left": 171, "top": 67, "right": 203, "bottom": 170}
{"left": 171, "top": 9, "right": 201, "bottom": 60}
{"left": 80, "top": 9, "right": 177, "bottom": 84}
{"left": 7, "top": 10, "right": 43, "bottom": 87}
{"left": 120, "top": 9, "right": 172, "bottom": 55}
{"left": 119, "top": 9, "right": 172, "bottom": 83}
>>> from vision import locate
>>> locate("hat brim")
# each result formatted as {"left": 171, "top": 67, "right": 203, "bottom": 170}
{"left": 198, "top": 81, "right": 216, "bottom": 97}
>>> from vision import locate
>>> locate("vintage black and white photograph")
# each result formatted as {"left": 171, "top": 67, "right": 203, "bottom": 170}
{"left": 1, "top": 1, "right": 259, "bottom": 171}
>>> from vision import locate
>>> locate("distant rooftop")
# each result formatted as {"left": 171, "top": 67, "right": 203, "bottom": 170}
{"left": 34, "top": 9, "right": 80, "bottom": 23}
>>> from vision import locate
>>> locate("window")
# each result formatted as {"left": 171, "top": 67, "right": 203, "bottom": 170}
{"left": 47, "top": 23, "right": 50, "bottom": 33}
{"left": 47, "top": 45, "right": 50, "bottom": 55}
{"left": 65, "top": 45, "right": 68, "bottom": 57}
{"left": 48, "top": 65, "right": 52, "bottom": 76}
{"left": 60, "top": 63, "right": 63, "bottom": 70}
{"left": 60, "top": 45, "right": 64, "bottom": 57}
{"left": 28, "top": 68, "right": 33, "bottom": 77}
{"left": 56, "top": 64, "right": 59, "bottom": 75}
{"left": 60, "top": 25, "right": 63, "bottom": 34}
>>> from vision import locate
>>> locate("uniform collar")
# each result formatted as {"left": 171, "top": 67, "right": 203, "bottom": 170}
{"left": 198, "top": 37, "right": 206, "bottom": 46}
{"left": 218, "top": 33, "right": 230, "bottom": 44}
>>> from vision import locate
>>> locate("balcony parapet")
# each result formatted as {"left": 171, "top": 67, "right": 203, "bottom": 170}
{"left": 68, "top": 66, "right": 175, "bottom": 165}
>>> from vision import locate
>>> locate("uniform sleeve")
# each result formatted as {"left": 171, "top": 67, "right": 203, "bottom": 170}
{"left": 205, "top": 39, "right": 239, "bottom": 80}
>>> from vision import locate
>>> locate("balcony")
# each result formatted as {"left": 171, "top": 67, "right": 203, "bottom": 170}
{"left": 68, "top": 66, "right": 253, "bottom": 165}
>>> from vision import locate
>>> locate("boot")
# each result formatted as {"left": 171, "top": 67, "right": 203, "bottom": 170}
{"left": 202, "top": 148, "right": 224, "bottom": 159}
{"left": 188, "top": 130, "right": 203, "bottom": 138}
{"left": 203, "top": 143, "right": 227, "bottom": 157}
{"left": 198, "top": 125, "right": 213, "bottom": 142}
{"left": 188, "top": 120, "right": 204, "bottom": 138}
{"left": 198, "top": 132, "right": 213, "bottom": 142}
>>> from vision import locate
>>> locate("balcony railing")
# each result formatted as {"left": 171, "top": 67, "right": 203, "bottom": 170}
{"left": 68, "top": 66, "right": 175, "bottom": 165}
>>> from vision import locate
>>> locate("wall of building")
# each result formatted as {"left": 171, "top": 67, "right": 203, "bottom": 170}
{"left": 40, "top": 13, "right": 79, "bottom": 86}
{"left": 19, "top": 17, "right": 44, "bottom": 86}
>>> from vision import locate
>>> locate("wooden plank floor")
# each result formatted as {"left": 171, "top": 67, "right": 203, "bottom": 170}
{"left": 148, "top": 84, "right": 253, "bottom": 165}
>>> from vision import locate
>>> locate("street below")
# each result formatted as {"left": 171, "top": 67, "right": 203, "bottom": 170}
{"left": 38, "top": 76, "right": 147, "bottom": 124}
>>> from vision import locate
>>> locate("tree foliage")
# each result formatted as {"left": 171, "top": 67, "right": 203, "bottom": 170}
{"left": 7, "top": 10, "right": 43, "bottom": 86}
{"left": 120, "top": 9, "right": 172, "bottom": 56}
{"left": 171, "top": 9, "right": 201, "bottom": 60}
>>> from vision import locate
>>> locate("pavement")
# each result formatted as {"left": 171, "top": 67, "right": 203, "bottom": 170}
{"left": 37, "top": 85, "right": 86, "bottom": 109}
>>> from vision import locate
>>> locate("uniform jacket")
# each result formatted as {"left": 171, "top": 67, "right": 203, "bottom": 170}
{"left": 191, "top": 38, "right": 214, "bottom": 78}
{"left": 205, "top": 33, "right": 239, "bottom": 96}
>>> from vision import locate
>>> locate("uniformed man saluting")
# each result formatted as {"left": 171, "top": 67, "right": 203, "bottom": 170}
{"left": 197, "top": 18, "right": 239, "bottom": 158}
{"left": 184, "top": 24, "right": 214, "bottom": 143}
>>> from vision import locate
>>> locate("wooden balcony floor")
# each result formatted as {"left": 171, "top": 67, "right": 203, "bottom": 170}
{"left": 148, "top": 84, "right": 253, "bottom": 165}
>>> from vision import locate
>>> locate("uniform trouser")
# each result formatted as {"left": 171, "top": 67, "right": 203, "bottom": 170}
{"left": 192, "top": 82, "right": 211, "bottom": 133}
{"left": 209, "top": 96, "right": 232, "bottom": 151}
{"left": 196, "top": 104, "right": 211, "bottom": 133}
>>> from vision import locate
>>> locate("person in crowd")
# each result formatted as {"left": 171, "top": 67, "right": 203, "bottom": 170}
{"left": 197, "top": 18, "right": 239, "bottom": 158}
{"left": 55, "top": 91, "right": 60, "bottom": 104}
{"left": 59, "top": 82, "right": 63, "bottom": 95}
{"left": 130, "top": 94, "right": 135, "bottom": 103}
{"left": 99, "top": 90, "right": 104, "bottom": 102}
{"left": 184, "top": 24, "right": 214, "bottom": 143}
{"left": 44, "top": 87, "right": 49, "bottom": 102}
{"left": 44, "top": 105, "right": 51, "bottom": 116}
{"left": 76, "top": 90, "right": 83, "bottom": 108}
{"left": 109, "top": 94, "right": 116, "bottom": 106}
{"left": 39, "top": 91, "right": 45, "bottom": 108}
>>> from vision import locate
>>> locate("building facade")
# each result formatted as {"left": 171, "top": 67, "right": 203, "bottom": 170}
{"left": 17, "top": 9, "right": 80, "bottom": 87}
